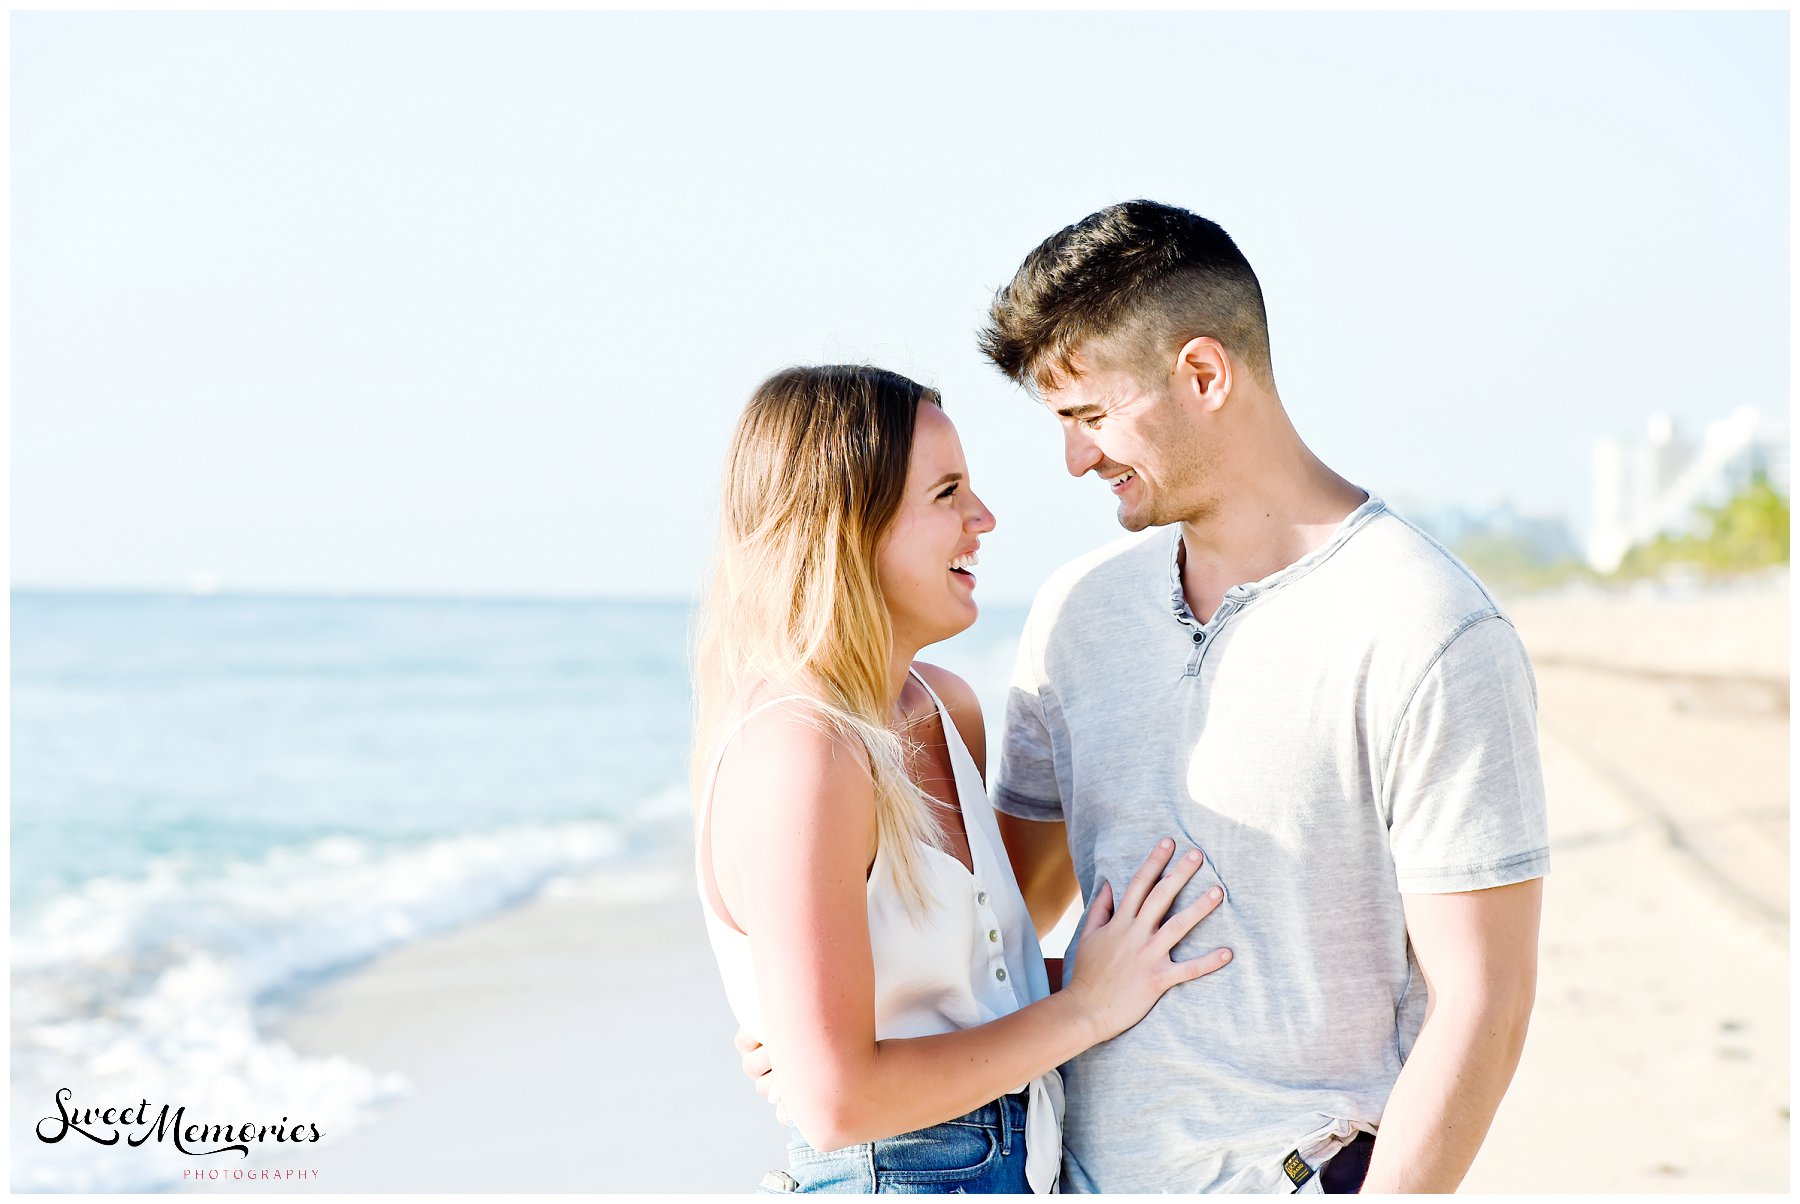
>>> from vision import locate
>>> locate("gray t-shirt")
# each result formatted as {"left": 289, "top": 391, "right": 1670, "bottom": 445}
{"left": 994, "top": 495, "right": 1550, "bottom": 1194}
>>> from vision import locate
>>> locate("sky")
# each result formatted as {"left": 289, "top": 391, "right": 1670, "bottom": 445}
{"left": 11, "top": 10, "right": 1789, "bottom": 604}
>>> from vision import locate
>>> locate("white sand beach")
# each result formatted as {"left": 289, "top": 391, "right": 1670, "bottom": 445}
{"left": 225, "top": 869, "right": 789, "bottom": 1193}
{"left": 1461, "top": 575, "right": 1789, "bottom": 1192}
{"left": 191, "top": 576, "right": 1787, "bottom": 1194}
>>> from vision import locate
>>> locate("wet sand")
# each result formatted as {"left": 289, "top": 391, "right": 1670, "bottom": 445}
{"left": 222, "top": 873, "right": 788, "bottom": 1193}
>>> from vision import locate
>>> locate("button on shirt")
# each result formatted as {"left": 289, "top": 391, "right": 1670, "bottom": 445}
{"left": 993, "top": 496, "right": 1550, "bottom": 1194}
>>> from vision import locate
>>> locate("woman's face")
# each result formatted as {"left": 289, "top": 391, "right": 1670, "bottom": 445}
{"left": 876, "top": 402, "right": 997, "bottom": 653}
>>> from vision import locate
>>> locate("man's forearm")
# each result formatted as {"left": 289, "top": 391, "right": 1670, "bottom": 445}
{"left": 996, "top": 813, "right": 1079, "bottom": 937}
{"left": 1360, "top": 990, "right": 1532, "bottom": 1192}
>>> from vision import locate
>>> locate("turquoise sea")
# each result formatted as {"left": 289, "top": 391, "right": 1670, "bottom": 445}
{"left": 9, "top": 589, "right": 1026, "bottom": 1192}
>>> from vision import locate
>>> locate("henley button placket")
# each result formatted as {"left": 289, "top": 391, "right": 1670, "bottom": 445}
{"left": 1184, "top": 629, "right": 1205, "bottom": 676}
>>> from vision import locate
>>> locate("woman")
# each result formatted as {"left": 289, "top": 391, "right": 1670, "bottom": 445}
{"left": 690, "top": 365, "right": 1231, "bottom": 1194}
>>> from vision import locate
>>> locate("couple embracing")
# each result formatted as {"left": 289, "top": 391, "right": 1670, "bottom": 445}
{"left": 690, "top": 200, "right": 1549, "bottom": 1195}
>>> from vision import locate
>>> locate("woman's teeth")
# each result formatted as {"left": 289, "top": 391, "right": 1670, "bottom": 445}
{"left": 949, "top": 551, "right": 980, "bottom": 573}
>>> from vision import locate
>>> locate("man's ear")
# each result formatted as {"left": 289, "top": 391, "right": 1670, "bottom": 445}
{"left": 1174, "top": 336, "right": 1232, "bottom": 414}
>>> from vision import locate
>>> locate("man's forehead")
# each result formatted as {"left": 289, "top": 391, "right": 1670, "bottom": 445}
{"left": 1040, "top": 374, "right": 1129, "bottom": 418}
{"left": 1040, "top": 341, "right": 1148, "bottom": 410}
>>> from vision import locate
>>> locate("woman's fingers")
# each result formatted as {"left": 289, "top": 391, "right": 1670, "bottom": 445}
{"left": 1140, "top": 847, "right": 1205, "bottom": 925}
{"left": 1154, "top": 883, "right": 1225, "bottom": 955}
{"left": 1117, "top": 838, "right": 1177, "bottom": 919}
{"left": 1080, "top": 878, "right": 1116, "bottom": 936}
{"left": 1169, "top": 946, "right": 1234, "bottom": 986}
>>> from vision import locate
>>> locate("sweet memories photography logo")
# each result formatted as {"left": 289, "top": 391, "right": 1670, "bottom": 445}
{"left": 35, "top": 1087, "right": 324, "bottom": 1160}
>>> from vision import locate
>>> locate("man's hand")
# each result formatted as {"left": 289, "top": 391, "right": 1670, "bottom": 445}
{"left": 733, "top": 1027, "right": 789, "bottom": 1126}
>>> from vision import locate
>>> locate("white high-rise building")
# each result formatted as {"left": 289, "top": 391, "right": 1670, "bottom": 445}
{"left": 1591, "top": 437, "right": 1629, "bottom": 568}
{"left": 1587, "top": 408, "right": 1789, "bottom": 572}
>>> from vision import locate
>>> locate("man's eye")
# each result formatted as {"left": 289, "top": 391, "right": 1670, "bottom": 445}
{"left": 1081, "top": 415, "right": 1105, "bottom": 430}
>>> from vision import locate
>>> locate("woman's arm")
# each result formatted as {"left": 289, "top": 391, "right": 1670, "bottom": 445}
{"left": 712, "top": 706, "right": 1228, "bottom": 1152}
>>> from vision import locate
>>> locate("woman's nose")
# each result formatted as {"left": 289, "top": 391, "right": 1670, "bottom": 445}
{"left": 966, "top": 491, "right": 996, "bottom": 533}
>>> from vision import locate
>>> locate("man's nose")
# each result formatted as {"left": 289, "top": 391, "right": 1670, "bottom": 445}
{"left": 1063, "top": 424, "right": 1102, "bottom": 478}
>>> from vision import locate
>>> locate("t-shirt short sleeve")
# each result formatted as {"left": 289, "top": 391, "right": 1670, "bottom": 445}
{"left": 993, "top": 613, "right": 1064, "bottom": 823}
{"left": 1383, "top": 613, "right": 1552, "bottom": 893}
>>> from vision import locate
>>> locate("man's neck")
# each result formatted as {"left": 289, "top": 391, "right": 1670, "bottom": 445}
{"left": 1176, "top": 451, "right": 1367, "bottom": 624}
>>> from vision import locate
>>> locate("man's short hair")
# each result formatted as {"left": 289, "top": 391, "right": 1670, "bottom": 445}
{"left": 978, "top": 199, "right": 1274, "bottom": 394}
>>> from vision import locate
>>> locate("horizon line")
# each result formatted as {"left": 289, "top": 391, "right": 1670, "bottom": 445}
{"left": 7, "top": 582, "right": 1042, "bottom": 609}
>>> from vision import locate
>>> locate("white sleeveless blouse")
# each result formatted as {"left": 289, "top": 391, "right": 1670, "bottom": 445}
{"left": 694, "top": 670, "right": 1064, "bottom": 1193}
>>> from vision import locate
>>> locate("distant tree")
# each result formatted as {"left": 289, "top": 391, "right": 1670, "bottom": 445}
{"left": 1617, "top": 473, "right": 1789, "bottom": 579}
{"left": 1451, "top": 531, "right": 1594, "bottom": 593}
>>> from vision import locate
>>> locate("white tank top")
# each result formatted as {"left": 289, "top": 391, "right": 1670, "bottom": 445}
{"left": 694, "top": 670, "right": 1064, "bottom": 1192}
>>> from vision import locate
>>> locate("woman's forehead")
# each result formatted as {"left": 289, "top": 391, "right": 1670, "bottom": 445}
{"left": 908, "top": 403, "right": 965, "bottom": 481}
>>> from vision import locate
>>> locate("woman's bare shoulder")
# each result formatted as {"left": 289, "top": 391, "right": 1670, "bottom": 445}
{"left": 910, "top": 662, "right": 988, "bottom": 774}
{"left": 910, "top": 662, "right": 978, "bottom": 711}
{"left": 707, "top": 695, "right": 879, "bottom": 936}
{"left": 719, "top": 692, "right": 868, "bottom": 773}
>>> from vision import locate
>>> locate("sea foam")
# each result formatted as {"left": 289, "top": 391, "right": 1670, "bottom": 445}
{"left": 11, "top": 812, "right": 650, "bottom": 1192}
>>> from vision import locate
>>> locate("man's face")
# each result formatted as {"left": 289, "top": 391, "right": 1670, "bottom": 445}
{"left": 1041, "top": 353, "right": 1213, "bottom": 532}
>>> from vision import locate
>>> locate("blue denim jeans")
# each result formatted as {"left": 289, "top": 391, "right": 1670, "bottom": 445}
{"left": 757, "top": 1090, "right": 1032, "bottom": 1194}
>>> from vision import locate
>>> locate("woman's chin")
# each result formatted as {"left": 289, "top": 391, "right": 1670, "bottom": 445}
{"left": 945, "top": 600, "right": 980, "bottom": 639}
{"left": 916, "top": 606, "right": 979, "bottom": 650}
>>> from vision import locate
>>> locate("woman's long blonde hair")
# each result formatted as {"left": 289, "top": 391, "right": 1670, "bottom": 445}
{"left": 690, "top": 365, "right": 945, "bottom": 915}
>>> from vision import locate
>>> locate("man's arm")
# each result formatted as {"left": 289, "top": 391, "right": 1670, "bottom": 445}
{"left": 997, "top": 812, "right": 1079, "bottom": 940}
{"left": 1359, "top": 877, "right": 1542, "bottom": 1192}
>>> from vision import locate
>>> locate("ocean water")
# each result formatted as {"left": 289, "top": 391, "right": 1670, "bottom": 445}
{"left": 10, "top": 589, "right": 1026, "bottom": 1192}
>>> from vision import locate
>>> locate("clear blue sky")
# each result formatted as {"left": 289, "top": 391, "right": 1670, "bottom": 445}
{"left": 12, "top": 11, "right": 1788, "bottom": 603}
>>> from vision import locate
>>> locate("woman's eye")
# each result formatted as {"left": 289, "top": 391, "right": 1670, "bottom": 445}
{"left": 936, "top": 484, "right": 959, "bottom": 500}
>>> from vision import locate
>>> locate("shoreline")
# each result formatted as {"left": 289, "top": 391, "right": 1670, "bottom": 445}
{"left": 210, "top": 869, "right": 788, "bottom": 1194}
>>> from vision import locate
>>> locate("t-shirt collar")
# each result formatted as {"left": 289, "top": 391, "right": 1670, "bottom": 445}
{"left": 1166, "top": 491, "right": 1386, "bottom": 620}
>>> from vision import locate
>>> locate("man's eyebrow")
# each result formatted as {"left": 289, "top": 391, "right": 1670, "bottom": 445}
{"left": 1052, "top": 400, "right": 1107, "bottom": 419}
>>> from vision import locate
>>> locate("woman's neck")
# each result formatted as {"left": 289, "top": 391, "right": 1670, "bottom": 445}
{"left": 885, "top": 641, "right": 923, "bottom": 726}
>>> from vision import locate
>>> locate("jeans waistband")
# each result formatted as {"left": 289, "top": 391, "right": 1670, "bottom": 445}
{"left": 944, "top": 1089, "right": 1030, "bottom": 1131}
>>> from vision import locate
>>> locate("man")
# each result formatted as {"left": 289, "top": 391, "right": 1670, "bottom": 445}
{"left": 977, "top": 199, "right": 1547, "bottom": 1193}
{"left": 739, "top": 199, "right": 1547, "bottom": 1193}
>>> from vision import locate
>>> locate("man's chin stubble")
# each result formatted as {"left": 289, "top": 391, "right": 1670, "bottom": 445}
{"left": 1116, "top": 505, "right": 1154, "bottom": 533}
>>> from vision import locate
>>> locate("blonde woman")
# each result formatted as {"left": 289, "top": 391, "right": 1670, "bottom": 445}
{"left": 691, "top": 365, "right": 1232, "bottom": 1194}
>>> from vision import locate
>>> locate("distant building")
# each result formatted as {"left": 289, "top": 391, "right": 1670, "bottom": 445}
{"left": 1587, "top": 408, "right": 1789, "bottom": 573}
{"left": 1399, "top": 498, "right": 1580, "bottom": 566}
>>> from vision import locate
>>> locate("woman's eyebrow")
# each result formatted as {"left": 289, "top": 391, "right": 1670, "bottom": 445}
{"left": 926, "top": 472, "right": 964, "bottom": 490}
